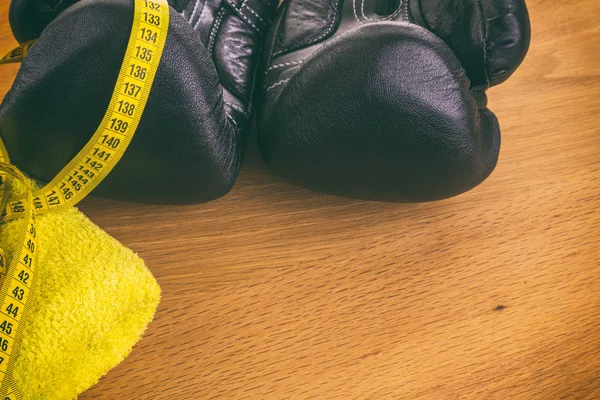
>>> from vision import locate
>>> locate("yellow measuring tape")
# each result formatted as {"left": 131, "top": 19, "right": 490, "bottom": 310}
{"left": 0, "top": 41, "right": 35, "bottom": 65}
{"left": 0, "top": 0, "right": 169, "bottom": 397}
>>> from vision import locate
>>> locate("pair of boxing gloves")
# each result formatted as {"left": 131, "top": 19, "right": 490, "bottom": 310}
{"left": 2, "top": 0, "right": 530, "bottom": 203}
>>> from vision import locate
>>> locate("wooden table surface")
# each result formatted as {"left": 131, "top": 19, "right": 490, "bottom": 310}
{"left": 1, "top": 0, "right": 600, "bottom": 398}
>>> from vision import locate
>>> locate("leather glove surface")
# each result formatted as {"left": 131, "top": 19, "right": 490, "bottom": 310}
{"left": 2, "top": 0, "right": 277, "bottom": 203}
{"left": 258, "top": 0, "right": 530, "bottom": 201}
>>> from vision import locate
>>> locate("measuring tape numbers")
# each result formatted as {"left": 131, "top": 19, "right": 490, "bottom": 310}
{"left": 0, "top": 164, "right": 36, "bottom": 400}
{"left": 0, "top": 41, "right": 35, "bottom": 65}
{"left": 2, "top": 0, "right": 170, "bottom": 221}
{"left": 0, "top": 0, "right": 169, "bottom": 397}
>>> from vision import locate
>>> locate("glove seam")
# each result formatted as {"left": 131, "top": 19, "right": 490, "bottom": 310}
{"left": 192, "top": 0, "right": 208, "bottom": 29}
{"left": 239, "top": 0, "right": 266, "bottom": 30}
{"left": 359, "top": 0, "right": 404, "bottom": 22}
{"left": 475, "top": 0, "right": 491, "bottom": 87}
{"left": 267, "top": 60, "right": 304, "bottom": 71}
{"left": 353, "top": 0, "right": 363, "bottom": 24}
{"left": 224, "top": 0, "right": 266, "bottom": 33}
{"left": 242, "top": 2, "right": 266, "bottom": 25}
{"left": 265, "top": 2, "right": 287, "bottom": 70}
{"left": 225, "top": 113, "right": 239, "bottom": 131}
{"left": 187, "top": 0, "right": 203, "bottom": 25}
{"left": 266, "top": 78, "right": 291, "bottom": 92}
{"left": 207, "top": 7, "right": 226, "bottom": 51}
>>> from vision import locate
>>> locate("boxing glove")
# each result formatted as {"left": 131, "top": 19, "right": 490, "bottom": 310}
{"left": 257, "top": 0, "right": 530, "bottom": 201}
{"left": 1, "top": 0, "right": 277, "bottom": 203}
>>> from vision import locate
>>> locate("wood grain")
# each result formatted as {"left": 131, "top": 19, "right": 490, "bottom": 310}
{"left": 2, "top": 0, "right": 600, "bottom": 398}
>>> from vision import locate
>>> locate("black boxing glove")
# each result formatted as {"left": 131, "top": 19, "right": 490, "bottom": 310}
{"left": 257, "top": 0, "right": 530, "bottom": 201}
{"left": 2, "top": 0, "right": 277, "bottom": 203}
{"left": 9, "top": 0, "right": 80, "bottom": 43}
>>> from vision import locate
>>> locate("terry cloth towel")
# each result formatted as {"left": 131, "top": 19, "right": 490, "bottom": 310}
{"left": 0, "top": 183, "right": 160, "bottom": 398}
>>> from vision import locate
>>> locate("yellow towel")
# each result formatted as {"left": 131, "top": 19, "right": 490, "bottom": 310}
{"left": 0, "top": 182, "right": 160, "bottom": 399}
